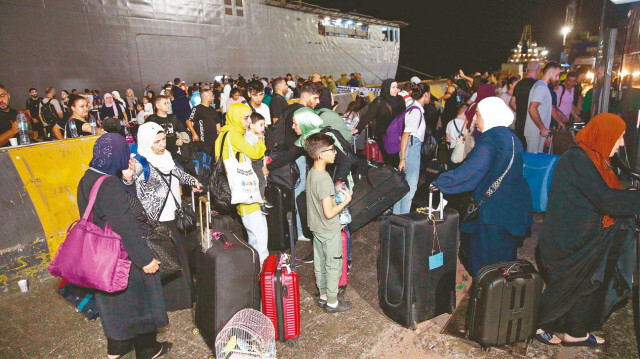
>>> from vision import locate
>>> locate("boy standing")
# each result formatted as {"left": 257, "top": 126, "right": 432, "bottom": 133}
{"left": 305, "top": 133, "right": 352, "bottom": 313}
{"left": 244, "top": 112, "right": 271, "bottom": 214}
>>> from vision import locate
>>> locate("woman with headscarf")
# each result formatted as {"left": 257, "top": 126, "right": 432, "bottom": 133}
{"left": 432, "top": 97, "right": 532, "bottom": 275}
{"left": 100, "top": 93, "right": 130, "bottom": 128}
{"left": 77, "top": 134, "right": 171, "bottom": 359}
{"left": 535, "top": 114, "right": 640, "bottom": 346}
{"left": 215, "top": 103, "right": 268, "bottom": 264}
{"left": 130, "top": 122, "right": 203, "bottom": 311}
{"left": 125, "top": 88, "right": 139, "bottom": 120}
{"left": 265, "top": 107, "right": 354, "bottom": 186}
{"left": 354, "top": 79, "right": 406, "bottom": 166}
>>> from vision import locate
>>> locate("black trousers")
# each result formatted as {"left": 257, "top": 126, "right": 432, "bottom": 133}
{"left": 107, "top": 332, "right": 159, "bottom": 358}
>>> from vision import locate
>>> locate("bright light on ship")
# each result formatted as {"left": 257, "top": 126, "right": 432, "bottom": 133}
{"left": 324, "top": 17, "right": 330, "bottom": 21}
{"left": 541, "top": 50, "right": 548, "bottom": 55}
{"left": 356, "top": 22, "right": 362, "bottom": 26}
{"left": 335, "top": 18, "right": 342, "bottom": 24}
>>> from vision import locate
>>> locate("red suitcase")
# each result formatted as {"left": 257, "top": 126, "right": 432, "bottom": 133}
{"left": 339, "top": 227, "right": 349, "bottom": 287}
{"left": 365, "top": 139, "right": 384, "bottom": 162}
{"left": 261, "top": 212, "right": 300, "bottom": 347}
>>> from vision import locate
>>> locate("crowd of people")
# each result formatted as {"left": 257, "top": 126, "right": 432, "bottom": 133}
{"left": 1, "top": 60, "right": 636, "bottom": 355}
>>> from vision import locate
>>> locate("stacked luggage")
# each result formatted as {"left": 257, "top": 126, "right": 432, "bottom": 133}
{"left": 265, "top": 183, "right": 297, "bottom": 250}
{"left": 378, "top": 192, "right": 459, "bottom": 329}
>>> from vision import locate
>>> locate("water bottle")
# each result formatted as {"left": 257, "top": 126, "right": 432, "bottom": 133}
{"left": 89, "top": 115, "right": 98, "bottom": 135}
{"left": 16, "top": 113, "right": 30, "bottom": 145}
{"left": 335, "top": 182, "right": 352, "bottom": 225}
{"left": 67, "top": 118, "right": 79, "bottom": 138}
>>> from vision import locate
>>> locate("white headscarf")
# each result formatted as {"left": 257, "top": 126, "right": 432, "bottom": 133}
{"left": 137, "top": 122, "right": 175, "bottom": 173}
{"left": 477, "top": 97, "right": 514, "bottom": 132}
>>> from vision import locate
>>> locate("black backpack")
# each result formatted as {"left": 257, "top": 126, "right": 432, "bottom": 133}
{"left": 264, "top": 103, "right": 304, "bottom": 149}
{"left": 40, "top": 99, "right": 60, "bottom": 125}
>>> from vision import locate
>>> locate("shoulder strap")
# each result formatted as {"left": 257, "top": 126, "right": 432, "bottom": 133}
{"left": 478, "top": 137, "right": 515, "bottom": 206}
{"left": 558, "top": 85, "right": 566, "bottom": 108}
{"left": 453, "top": 119, "right": 461, "bottom": 135}
{"left": 82, "top": 175, "right": 110, "bottom": 220}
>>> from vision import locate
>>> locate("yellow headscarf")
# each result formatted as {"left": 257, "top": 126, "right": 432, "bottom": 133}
{"left": 215, "top": 103, "right": 251, "bottom": 160}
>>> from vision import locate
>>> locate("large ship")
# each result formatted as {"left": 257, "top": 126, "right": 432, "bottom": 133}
{"left": 1, "top": 0, "right": 405, "bottom": 104}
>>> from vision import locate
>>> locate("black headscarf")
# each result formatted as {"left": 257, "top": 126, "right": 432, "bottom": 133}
{"left": 380, "top": 78, "right": 405, "bottom": 116}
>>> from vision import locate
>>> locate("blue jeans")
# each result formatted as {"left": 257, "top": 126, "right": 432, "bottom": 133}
{"left": 294, "top": 155, "right": 307, "bottom": 238}
{"left": 392, "top": 136, "right": 421, "bottom": 215}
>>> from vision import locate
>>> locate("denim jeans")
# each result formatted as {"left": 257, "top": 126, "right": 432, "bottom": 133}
{"left": 392, "top": 136, "right": 422, "bottom": 215}
{"left": 241, "top": 210, "right": 269, "bottom": 266}
{"left": 294, "top": 155, "right": 307, "bottom": 238}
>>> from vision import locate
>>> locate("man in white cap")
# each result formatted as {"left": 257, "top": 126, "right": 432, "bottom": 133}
{"left": 410, "top": 76, "right": 421, "bottom": 84}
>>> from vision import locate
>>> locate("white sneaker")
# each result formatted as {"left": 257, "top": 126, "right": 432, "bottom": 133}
{"left": 297, "top": 235, "right": 311, "bottom": 242}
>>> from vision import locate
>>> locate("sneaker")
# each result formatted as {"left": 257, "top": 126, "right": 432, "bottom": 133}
{"left": 297, "top": 235, "right": 311, "bottom": 242}
{"left": 302, "top": 252, "right": 314, "bottom": 263}
{"left": 260, "top": 203, "right": 269, "bottom": 215}
{"left": 323, "top": 299, "right": 353, "bottom": 314}
{"left": 264, "top": 200, "right": 274, "bottom": 209}
{"left": 316, "top": 296, "right": 327, "bottom": 308}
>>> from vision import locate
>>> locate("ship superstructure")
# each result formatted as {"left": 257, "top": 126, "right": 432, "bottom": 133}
{"left": 1, "top": 0, "right": 406, "bottom": 104}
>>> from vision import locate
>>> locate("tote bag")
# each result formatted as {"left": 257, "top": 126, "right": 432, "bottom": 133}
{"left": 223, "top": 136, "right": 262, "bottom": 205}
{"left": 48, "top": 175, "right": 131, "bottom": 293}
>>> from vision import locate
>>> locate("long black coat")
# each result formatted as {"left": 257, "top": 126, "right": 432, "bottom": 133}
{"left": 77, "top": 170, "right": 168, "bottom": 340}
{"left": 538, "top": 146, "right": 640, "bottom": 326}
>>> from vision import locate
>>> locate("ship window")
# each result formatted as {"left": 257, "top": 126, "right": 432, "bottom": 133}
{"left": 395, "top": 29, "right": 399, "bottom": 42}
{"left": 236, "top": 0, "right": 243, "bottom": 7}
{"left": 224, "top": 0, "right": 232, "bottom": 5}
{"left": 236, "top": 9, "right": 244, "bottom": 16}
{"left": 389, "top": 29, "right": 394, "bottom": 42}
{"left": 225, "top": 7, "right": 233, "bottom": 15}
{"left": 382, "top": 28, "right": 389, "bottom": 41}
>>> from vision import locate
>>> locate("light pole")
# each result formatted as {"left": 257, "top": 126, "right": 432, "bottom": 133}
{"left": 561, "top": 26, "right": 571, "bottom": 46}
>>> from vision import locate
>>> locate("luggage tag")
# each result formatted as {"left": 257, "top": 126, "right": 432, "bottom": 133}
{"left": 428, "top": 214, "right": 444, "bottom": 270}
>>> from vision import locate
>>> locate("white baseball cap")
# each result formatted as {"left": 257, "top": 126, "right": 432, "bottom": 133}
{"left": 410, "top": 76, "right": 421, "bottom": 84}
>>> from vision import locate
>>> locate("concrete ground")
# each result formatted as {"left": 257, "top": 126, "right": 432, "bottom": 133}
{"left": 1, "top": 213, "right": 638, "bottom": 358}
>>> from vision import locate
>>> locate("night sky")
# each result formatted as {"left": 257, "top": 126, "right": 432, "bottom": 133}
{"left": 307, "top": 0, "right": 604, "bottom": 80}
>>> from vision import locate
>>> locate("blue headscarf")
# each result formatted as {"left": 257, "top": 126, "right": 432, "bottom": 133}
{"left": 89, "top": 133, "right": 130, "bottom": 176}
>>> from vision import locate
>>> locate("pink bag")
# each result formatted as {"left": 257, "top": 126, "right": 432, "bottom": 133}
{"left": 48, "top": 175, "right": 131, "bottom": 293}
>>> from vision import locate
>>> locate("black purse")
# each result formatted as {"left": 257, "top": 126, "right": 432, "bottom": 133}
{"left": 265, "top": 147, "right": 300, "bottom": 189}
{"left": 208, "top": 132, "right": 234, "bottom": 214}
{"left": 458, "top": 137, "right": 515, "bottom": 223}
{"left": 421, "top": 128, "right": 438, "bottom": 159}
{"left": 126, "top": 193, "right": 182, "bottom": 279}
{"left": 155, "top": 167, "right": 197, "bottom": 232}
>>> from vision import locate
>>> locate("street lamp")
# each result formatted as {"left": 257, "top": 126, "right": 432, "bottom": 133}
{"left": 561, "top": 26, "right": 571, "bottom": 46}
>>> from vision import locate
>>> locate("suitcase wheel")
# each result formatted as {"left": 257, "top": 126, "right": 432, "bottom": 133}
{"left": 285, "top": 337, "right": 298, "bottom": 348}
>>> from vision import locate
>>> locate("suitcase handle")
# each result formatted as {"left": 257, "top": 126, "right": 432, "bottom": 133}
{"left": 286, "top": 212, "right": 296, "bottom": 271}
{"left": 428, "top": 190, "right": 445, "bottom": 221}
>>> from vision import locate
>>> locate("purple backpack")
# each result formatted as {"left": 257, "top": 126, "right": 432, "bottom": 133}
{"left": 383, "top": 105, "right": 422, "bottom": 154}
{"left": 48, "top": 175, "right": 131, "bottom": 293}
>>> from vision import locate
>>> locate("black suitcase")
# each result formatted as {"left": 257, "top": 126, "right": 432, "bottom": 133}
{"left": 349, "top": 164, "right": 409, "bottom": 232}
{"left": 378, "top": 193, "right": 459, "bottom": 329}
{"left": 265, "top": 183, "right": 298, "bottom": 251}
{"left": 465, "top": 260, "right": 543, "bottom": 350}
{"left": 295, "top": 191, "right": 313, "bottom": 240}
{"left": 195, "top": 227, "right": 261, "bottom": 350}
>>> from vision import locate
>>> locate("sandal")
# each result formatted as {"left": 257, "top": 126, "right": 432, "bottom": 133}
{"left": 150, "top": 341, "right": 173, "bottom": 359}
{"left": 535, "top": 331, "right": 560, "bottom": 345}
{"left": 562, "top": 333, "right": 603, "bottom": 347}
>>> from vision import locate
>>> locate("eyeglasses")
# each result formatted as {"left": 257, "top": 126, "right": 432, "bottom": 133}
{"left": 322, "top": 148, "right": 337, "bottom": 154}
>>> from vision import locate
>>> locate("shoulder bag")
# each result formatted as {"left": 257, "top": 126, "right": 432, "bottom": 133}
{"left": 48, "top": 175, "right": 131, "bottom": 293}
{"left": 155, "top": 169, "right": 197, "bottom": 231}
{"left": 126, "top": 190, "right": 182, "bottom": 280}
{"left": 208, "top": 131, "right": 234, "bottom": 213}
{"left": 459, "top": 137, "right": 515, "bottom": 223}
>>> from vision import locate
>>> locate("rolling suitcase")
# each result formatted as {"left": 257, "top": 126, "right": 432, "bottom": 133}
{"left": 261, "top": 213, "right": 300, "bottom": 347}
{"left": 349, "top": 164, "right": 409, "bottom": 232}
{"left": 378, "top": 192, "right": 459, "bottom": 329}
{"left": 465, "top": 260, "right": 543, "bottom": 350}
{"left": 522, "top": 153, "right": 560, "bottom": 212}
{"left": 365, "top": 139, "right": 384, "bottom": 162}
{"left": 265, "top": 183, "right": 298, "bottom": 250}
{"left": 195, "top": 197, "right": 261, "bottom": 350}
